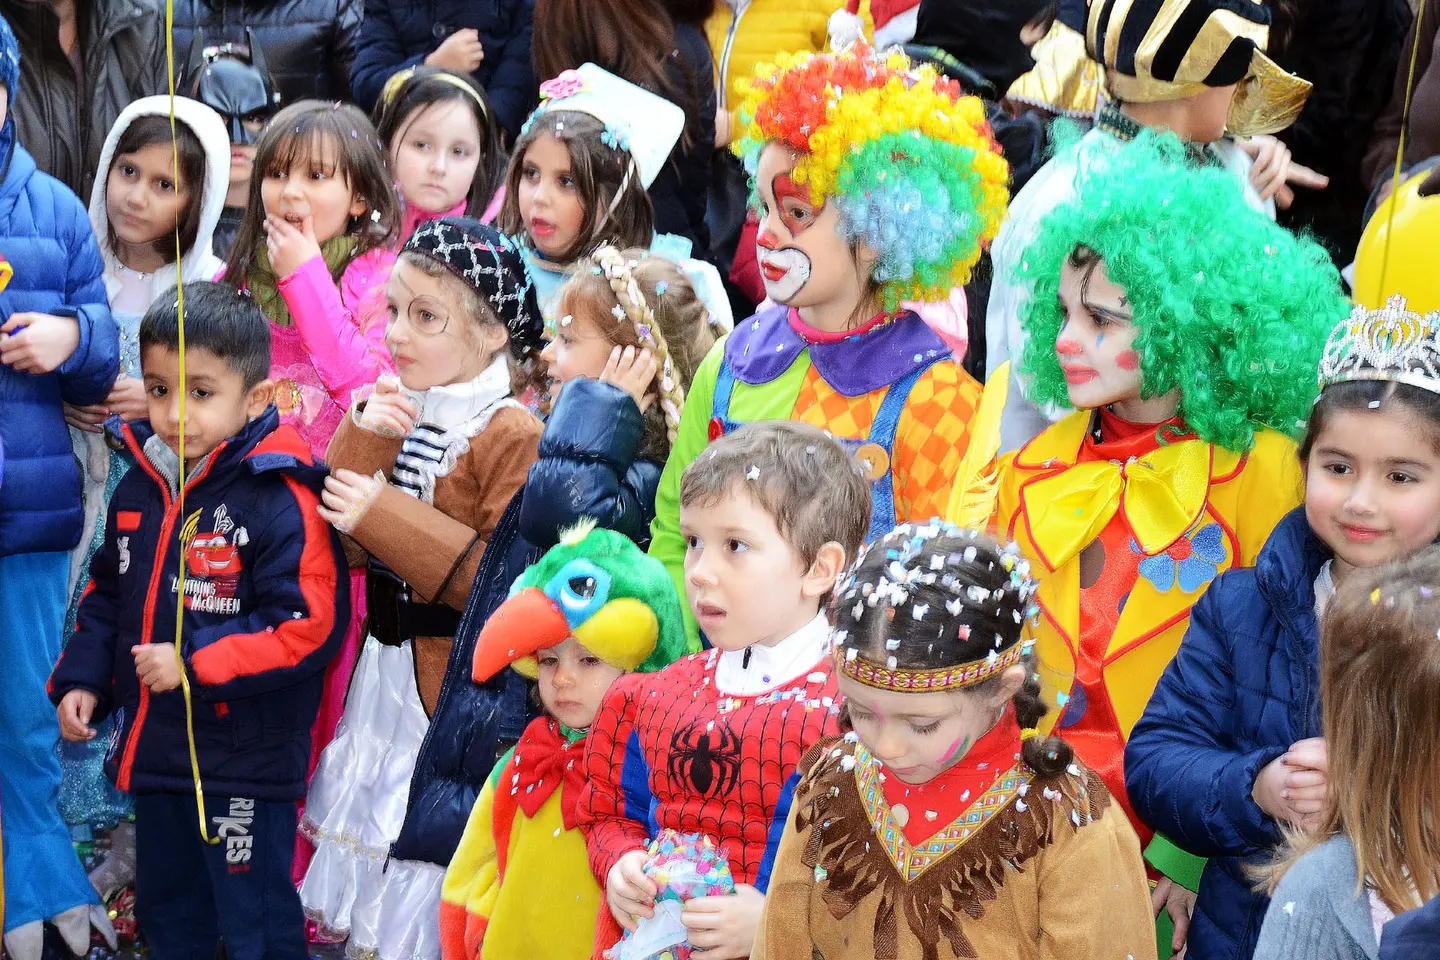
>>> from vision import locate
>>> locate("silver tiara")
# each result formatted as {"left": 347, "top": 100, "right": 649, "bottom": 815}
{"left": 1318, "top": 295, "right": 1440, "bottom": 396}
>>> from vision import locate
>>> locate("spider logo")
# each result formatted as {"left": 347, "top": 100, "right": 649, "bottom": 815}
{"left": 667, "top": 719, "right": 743, "bottom": 798}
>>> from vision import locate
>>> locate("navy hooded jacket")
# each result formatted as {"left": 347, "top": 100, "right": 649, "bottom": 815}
{"left": 49, "top": 409, "right": 349, "bottom": 801}
{"left": 1126, "top": 507, "right": 1327, "bottom": 960}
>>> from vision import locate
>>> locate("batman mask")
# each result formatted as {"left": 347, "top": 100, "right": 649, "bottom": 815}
{"left": 183, "top": 34, "right": 280, "bottom": 146}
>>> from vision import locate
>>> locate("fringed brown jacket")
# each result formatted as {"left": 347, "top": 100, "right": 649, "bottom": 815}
{"left": 753, "top": 734, "right": 1158, "bottom": 960}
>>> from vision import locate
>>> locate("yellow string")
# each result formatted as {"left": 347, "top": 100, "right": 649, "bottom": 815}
{"left": 1377, "top": 0, "right": 1429, "bottom": 298}
{"left": 165, "top": 0, "right": 217, "bottom": 845}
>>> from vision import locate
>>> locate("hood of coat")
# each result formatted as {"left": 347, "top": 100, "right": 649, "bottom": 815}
{"left": 87, "top": 94, "right": 231, "bottom": 299}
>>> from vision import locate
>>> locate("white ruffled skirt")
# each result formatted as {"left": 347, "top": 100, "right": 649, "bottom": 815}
{"left": 300, "top": 636, "right": 430, "bottom": 940}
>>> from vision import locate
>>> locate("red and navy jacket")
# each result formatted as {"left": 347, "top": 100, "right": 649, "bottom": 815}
{"left": 48, "top": 407, "right": 349, "bottom": 802}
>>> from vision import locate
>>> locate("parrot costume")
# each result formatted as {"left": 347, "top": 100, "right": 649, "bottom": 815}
{"left": 440, "top": 523, "right": 689, "bottom": 960}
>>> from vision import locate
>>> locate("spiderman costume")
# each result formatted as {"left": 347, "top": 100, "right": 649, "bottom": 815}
{"left": 580, "top": 623, "right": 841, "bottom": 957}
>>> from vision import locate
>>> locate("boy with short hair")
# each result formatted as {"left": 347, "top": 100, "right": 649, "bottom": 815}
{"left": 580, "top": 420, "right": 871, "bottom": 960}
{"left": 48, "top": 281, "right": 348, "bottom": 960}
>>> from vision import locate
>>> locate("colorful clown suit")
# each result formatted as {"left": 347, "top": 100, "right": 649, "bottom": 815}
{"left": 995, "top": 412, "right": 1304, "bottom": 847}
{"left": 441, "top": 525, "right": 689, "bottom": 960}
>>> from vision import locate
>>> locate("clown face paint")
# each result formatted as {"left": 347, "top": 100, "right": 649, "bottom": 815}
{"left": 753, "top": 143, "right": 869, "bottom": 329}
{"left": 1054, "top": 253, "right": 1178, "bottom": 421}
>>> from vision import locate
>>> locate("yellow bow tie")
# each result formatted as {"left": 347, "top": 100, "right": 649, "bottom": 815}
{"left": 1021, "top": 440, "right": 1212, "bottom": 570}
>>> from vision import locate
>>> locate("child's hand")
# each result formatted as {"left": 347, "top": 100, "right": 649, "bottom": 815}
{"left": 681, "top": 884, "right": 765, "bottom": 959}
{"left": 104, "top": 375, "right": 149, "bottom": 422}
{"left": 599, "top": 345, "right": 657, "bottom": 412}
{"left": 264, "top": 213, "right": 324, "bottom": 280}
{"left": 606, "top": 850, "right": 657, "bottom": 932}
{"left": 58, "top": 689, "right": 100, "bottom": 742}
{"left": 64, "top": 402, "right": 109, "bottom": 433}
{"left": 0, "top": 312, "right": 81, "bottom": 373}
{"left": 1253, "top": 739, "right": 1330, "bottom": 826}
{"left": 133, "top": 642, "right": 183, "bottom": 693}
{"left": 318, "top": 468, "right": 386, "bottom": 534}
{"left": 425, "top": 28, "right": 485, "bottom": 73}
{"left": 358, "top": 376, "right": 419, "bottom": 438}
{"left": 1151, "top": 877, "right": 1196, "bottom": 959}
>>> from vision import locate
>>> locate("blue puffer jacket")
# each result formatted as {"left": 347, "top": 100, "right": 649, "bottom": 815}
{"left": 1382, "top": 897, "right": 1440, "bottom": 960}
{"left": 348, "top": 0, "right": 536, "bottom": 137}
{"left": 518, "top": 377, "right": 662, "bottom": 551}
{"left": 1126, "top": 507, "right": 1327, "bottom": 960}
{"left": 0, "top": 141, "right": 117, "bottom": 558}
{"left": 48, "top": 410, "right": 349, "bottom": 801}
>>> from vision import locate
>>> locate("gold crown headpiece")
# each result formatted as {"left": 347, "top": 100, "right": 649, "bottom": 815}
{"left": 1318, "top": 295, "right": 1440, "bottom": 396}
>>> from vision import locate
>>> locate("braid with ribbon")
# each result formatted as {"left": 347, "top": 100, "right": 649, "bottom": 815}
{"left": 593, "top": 246, "right": 686, "bottom": 445}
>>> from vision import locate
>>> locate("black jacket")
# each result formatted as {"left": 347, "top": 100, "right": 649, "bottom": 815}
{"left": 0, "top": 0, "right": 167, "bottom": 199}
{"left": 1269, "top": 0, "right": 1413, "bottom": 262}
{"left": 165, "top": 0, "right": 362, "bottom": 106}
{"left": 348, "top": 0, "right": 536, "bottom": 139}
{"left": 649, "top": 23, "right": 714, "bottom": 253}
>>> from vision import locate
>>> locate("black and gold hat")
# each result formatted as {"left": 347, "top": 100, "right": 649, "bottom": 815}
{"left": 1085, "top": 0, "right": 1310, "bottom": 136}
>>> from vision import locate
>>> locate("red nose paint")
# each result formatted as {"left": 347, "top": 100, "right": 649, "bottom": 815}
{"left": 1055, "top": 338, "right": 1083, "bottom": 356}
{"left": 757, "top": 230, "right": 781, "bottom": 251}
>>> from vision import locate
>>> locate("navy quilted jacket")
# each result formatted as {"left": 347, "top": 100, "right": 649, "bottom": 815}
{"left": 0, "top": 140, "right": 118, "bottom": 558}
{"left": 1126, "top": 507, "right": 1327, "bottom": 960}
{"left": 518, "top": 377, "right": 662, "bottom": 551}
{"left": 348, "top": 0, "right": 536, "bottom": 138}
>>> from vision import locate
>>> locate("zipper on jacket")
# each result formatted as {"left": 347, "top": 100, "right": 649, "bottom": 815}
{"left": 716, "top": 1, "right": 751, "bottom": 111}
{"left": 114, "top": 431, "right": 228, "bottom": 792}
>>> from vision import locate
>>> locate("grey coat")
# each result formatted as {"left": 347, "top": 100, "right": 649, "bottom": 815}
{"left": 1254, "top": 836, "right": 1380, "bottom": 960}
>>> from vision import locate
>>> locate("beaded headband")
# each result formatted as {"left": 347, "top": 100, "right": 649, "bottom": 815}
{"left": 832, "top": 520, "right": 1039, "bottom": 693}
{"left": 1318, "top": 295, "right": 1440, "bottom": 397}
{"left": 591, "top": 247, "right": 685, "bottom": 444}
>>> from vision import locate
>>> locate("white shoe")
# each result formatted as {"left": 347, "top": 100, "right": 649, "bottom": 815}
{"left": 2, "top": 920, "right": 45, "bottom": 960}
{"left": 51, "top": 902, "right": 118, "bottom": 956}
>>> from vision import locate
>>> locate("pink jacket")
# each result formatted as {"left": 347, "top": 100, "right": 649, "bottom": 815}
{"left": 271, "top": 247, "right": 396, "bottom": 461}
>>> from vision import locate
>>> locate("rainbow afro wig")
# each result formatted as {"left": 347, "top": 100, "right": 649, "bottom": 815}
{"left": 733, "top": 42, "right": 1009, "bottom": 309}
{"left": 1017, "top": 128, "right": 1350, "bottom": 453}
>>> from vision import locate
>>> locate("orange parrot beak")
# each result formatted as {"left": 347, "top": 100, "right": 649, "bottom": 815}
{"left": 471, "top": 587, "right": 572, "bottom": 682}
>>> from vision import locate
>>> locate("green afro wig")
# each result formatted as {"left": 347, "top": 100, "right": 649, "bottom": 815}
{"left": 1016, "top": 128, "right": 1351, "bottom": 452}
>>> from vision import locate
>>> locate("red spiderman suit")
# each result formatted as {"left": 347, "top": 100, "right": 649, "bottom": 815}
{"left": 579, "top": 644, "right": 841, "bottom": 956}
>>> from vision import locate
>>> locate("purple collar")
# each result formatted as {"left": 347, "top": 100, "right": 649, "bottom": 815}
{"left": 724, "top": 305, "right": 951, "bottom": 397}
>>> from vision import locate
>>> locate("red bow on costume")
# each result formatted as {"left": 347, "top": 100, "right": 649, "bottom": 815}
{"left": 512, "top": 717, "right": 590, "bottom": 829}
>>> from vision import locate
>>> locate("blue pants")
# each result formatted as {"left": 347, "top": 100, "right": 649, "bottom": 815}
{"left": 0, "top": 551, "right": 99, "bottom": 931}
{"left": 134, "top": 793, "right": 306, "bottom": 960}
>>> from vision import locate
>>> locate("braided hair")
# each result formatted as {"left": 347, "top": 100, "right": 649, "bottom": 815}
{"left": 830, "top": 522, "right": 1073, "bottom": 776}
{"left": 556, "top": 246, "right": 716, "bottom": 459}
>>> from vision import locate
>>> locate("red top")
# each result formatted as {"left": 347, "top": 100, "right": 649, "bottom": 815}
{"left": 1065, "top": 407, "right": 1189, "bottom": 847}
{"left": 878, "top": 706, "right": 1022, "bottom": 847}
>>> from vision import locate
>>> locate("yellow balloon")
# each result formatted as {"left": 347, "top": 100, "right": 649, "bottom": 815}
{"left": 1353, "top": 169, "right": 1440, "bottom": 313}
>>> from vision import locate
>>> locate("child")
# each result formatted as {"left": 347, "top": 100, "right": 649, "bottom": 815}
{"left": 221, "top": 98, "right": 402, "bottom": 461}
{"left": 757, "top": 525, "right": 1156, "bottom": 959}
{"left": 1252, "top": 546, "right": 1440, "bottom": 960}
{"left": 993, "top": 128, "right": 1348, "bottom": 958}
{"left": 374, "top": 66, "right": 508, "bottom": 239}
{"left": 0, "top": 12, "right": 120, "bottom": 954}
{"left": 650, "top": 41, "right": 1008, "bottom": 641}
{"left": 581, "top": 420, "right": 871, "bottom": 959}
{"left": 48, "top": 281, "right": 349, "bottom": 960}
{"left": 520, "top": 245, "right": 719, "bottom": 550}
{"left": 986, "top": 0, "right": 1320, "bottom": 450}
{"left": 441, "top": 523, "right": 690, "bottom": 960}
{"left": 497, "top": 65, "right": 684, "bottom": 320}
{"left": 181, "top": 34, "right": 283, "bottom": 260}
{"left": 1125, "top": 296, "right": 1440, "bottom": 960}
{"left": 56, "top": 92, "right": 231, "bottom": 896}
{"left": 300, "top": 217, "right": 545, "bottom": 956}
